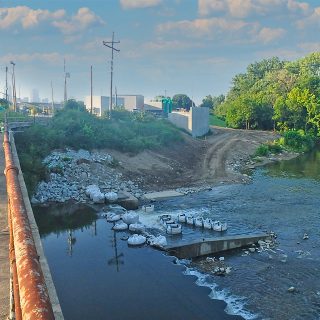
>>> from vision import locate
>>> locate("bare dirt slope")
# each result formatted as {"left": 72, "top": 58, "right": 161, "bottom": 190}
{"left": 106, "top": 127, "right": 279, "bottom": 191}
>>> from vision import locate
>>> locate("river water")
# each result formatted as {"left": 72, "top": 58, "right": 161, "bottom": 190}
{"left": 34, "top": 150, "right": 320, "bottom": 320}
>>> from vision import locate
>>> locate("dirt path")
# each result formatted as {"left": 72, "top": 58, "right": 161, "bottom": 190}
{"left": 106, "top": 127, "right": 280, "bottom": 192}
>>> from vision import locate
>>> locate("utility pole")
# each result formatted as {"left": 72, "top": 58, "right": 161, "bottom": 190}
{"left": 90, "top": 65, "right": 93, "bottom": 114}
{"left": 10, "top": 61, "right": 16, "bottom": 112}
{"left": 103, "top": 32, "right": 120, "bottom": 118}
{"left": 64, "top": 59, "right": 70, "bottom": 105}
{"left": 5, "top": 66, "right": 8, "bottom": 101}
{"left": 51, "top": 81, "right": 54, "bottom": 114}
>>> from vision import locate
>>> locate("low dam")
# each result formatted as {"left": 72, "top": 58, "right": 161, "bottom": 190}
{"left": 165, "top": 234, "right": 270, "bottom": 259}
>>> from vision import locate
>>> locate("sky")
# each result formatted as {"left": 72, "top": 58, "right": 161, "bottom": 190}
{"left": 1, "top": 0, "right": 320, "bottom": 104}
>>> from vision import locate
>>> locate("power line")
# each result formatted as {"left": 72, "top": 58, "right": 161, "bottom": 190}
{"left": 103, "top": 32, "right": 120, "bottom": 118}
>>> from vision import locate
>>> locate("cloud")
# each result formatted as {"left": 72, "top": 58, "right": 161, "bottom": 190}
{"left": 0, "top": 6, "right": 104, "bottom": 35}
{"left": 120, "top": 0, "right": 163, "bottom": 9}
{"left": 296, "top": 6, "right": 320, "bottom": 29}
{"left": 287, "top": 0, "right": 309, "bottom": 13}
{"left": 157, "top": 16, "right": 286, "bottom": 45}
{"left": 157, "top": 17, "right": 250, "bottom": 36}
{"left": 198, "top": 0, "right": 309, "bottom": 17}
{"left": 52, "top": 7, "right": 105, "bottom": 34}
{"left": 255, "top": 27, "right": 286, "bottom": 44}
{"left": 0, "top": 6, "right": 65, "bottom": 29}
{"left": 0, "top": 52, "right": 73, "bottom": 64}
{"left": 198, "top": 0, "right": 225, "bottom": 15}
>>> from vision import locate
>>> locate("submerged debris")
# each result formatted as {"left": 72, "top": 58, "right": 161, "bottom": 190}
{"left": 193, "top": 256, "right": 231, "bottom": 276}
{"left": 288, "top": 286, "right": 296, "bottom": 293}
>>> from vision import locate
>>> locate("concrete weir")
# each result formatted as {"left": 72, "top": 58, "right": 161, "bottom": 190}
{"left": 165, "top": 234, "right": 269, "bottom": 259}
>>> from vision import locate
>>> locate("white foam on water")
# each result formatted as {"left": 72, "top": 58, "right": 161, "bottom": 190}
{"left": 177, "top": 260, "right": 258, "bottom": 320}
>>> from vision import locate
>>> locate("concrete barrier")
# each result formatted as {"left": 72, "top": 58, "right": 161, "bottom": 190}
{"left": 165, "top": 234, "right": 269, "bottom": 259}
{"left": 143, "top": 190, "right": 184, "bottom": 201}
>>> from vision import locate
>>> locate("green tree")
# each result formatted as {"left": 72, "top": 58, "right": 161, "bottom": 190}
{"left": 200, "top": 94, "right": 225, "bottom": 109}
{"left": 172, "top": 94, "right": 193, "bottom": 110}
{"left": 0, "top": 98, "right": 9, "bottom": 110}
{"left": 64, "top": 99, "right": 86, "bottom": 112}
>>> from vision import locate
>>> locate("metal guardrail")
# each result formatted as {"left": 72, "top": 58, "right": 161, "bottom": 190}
{"left": 3, "top": 124, "right": 55, "bottom": 319}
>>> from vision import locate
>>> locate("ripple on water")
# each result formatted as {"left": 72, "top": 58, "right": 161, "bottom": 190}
{"left": 155, "top": 166, "right": 320, "bottom": 320}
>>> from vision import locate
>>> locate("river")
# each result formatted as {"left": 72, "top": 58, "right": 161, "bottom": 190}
{"left": 34, "top": 150, "right": 320, "bottom": 320}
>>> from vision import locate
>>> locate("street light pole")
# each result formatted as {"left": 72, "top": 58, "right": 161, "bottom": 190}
{"left": 103, "top": 32, "right": 120, "bottom": 118}
{"left": 10, "top": 61, "right": 16, "bottom": 112}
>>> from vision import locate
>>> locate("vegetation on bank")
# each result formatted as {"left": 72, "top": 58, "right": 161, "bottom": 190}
{"left": 254, "top": 130, "right": 316, "bottom": 157}
{"left": 209, "top": 114, "right": 226, "bottom": 127}
{"left": 15, "top": 106, "right": 183, "bottom": 193}
{"left": 213, "top": 53, "right": 320, "bottom": 135}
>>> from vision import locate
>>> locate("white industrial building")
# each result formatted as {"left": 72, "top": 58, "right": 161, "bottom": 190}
{"left": 84, "top": 95, "right": 144, "bottom": 116}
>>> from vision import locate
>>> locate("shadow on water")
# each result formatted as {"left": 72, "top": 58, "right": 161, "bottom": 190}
{"left": 34, "top": 204, "right": 241, "bottom": 320}
{"left": 33, "top": 203, "right": 97, "bottom": 238}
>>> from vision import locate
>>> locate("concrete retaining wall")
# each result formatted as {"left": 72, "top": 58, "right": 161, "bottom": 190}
{"left": 168, "top": 107, "right": 209, "bottom": 137}
{"left": 191, "top": 107, "right": 209, "bottom": 137}
{"left": 168, "top": 112, "right": 189, "bottom": 132}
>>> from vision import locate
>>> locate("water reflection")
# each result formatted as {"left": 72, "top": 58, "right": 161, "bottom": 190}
{"left": 67, "top": 229, "right": 76, "bottom": 256}
{"left": 36, "top": 209, "right": 236, "bottom": 320}
{"left": 265, "top": 148, "right": 320, "bottom": 180}
{"left": 107, "top": 229, "right": 124, "bottom": 272}
{"left": 33, "top": 203, "right": 97, "bottom": 237}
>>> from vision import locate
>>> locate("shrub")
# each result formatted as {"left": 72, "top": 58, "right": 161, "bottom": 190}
{"left": 15, "top": 109, "right": 183, "bottom": 193}
{"left": 266, "top": 142, "right": 282, "bottom": 154}
{"left": 255, "top": 144, "right": 269, "bottom": 156}
{"left": 281, "top": 130, "right": 315, "bottom": 152}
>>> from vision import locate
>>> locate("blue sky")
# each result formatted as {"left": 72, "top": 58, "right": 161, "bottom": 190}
{"left": 1, "top": 0, "right": 320, "bottom": 104}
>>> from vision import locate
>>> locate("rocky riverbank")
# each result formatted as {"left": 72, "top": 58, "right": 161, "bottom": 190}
{"left": 31, "top": 149, "right": 145, "bottom": 205}
{"left": 31, "top": 144, "right": 299, "bottom": 206}
{"left": 31, "top": 126, "right": 299, "bottom": 206}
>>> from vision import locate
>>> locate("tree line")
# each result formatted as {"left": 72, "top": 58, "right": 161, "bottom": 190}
{"left": 205, "top": 53, "right": 320, "bottom": 135}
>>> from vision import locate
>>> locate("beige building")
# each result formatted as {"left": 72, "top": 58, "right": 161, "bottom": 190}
{"left": 84, "top": 95, "right": 144, "bottom": 116}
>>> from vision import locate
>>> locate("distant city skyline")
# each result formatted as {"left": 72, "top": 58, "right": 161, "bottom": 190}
{"left": 1, "top": 0, "right": 320, "bottom": 104}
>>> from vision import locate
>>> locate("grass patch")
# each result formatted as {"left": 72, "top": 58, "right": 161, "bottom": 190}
{"left": 210, "top": 114, "right": 226, "bottom": 127}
